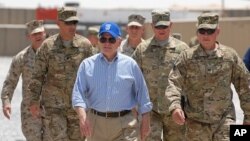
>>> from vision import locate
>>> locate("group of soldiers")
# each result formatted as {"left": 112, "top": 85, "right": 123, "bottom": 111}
{"left": 1, "top": 5, "right": 250, "bottom": 141}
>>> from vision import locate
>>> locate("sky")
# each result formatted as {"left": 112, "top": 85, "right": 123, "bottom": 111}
{"left": 1, "top": 0, "right": 250, "bottom": 10}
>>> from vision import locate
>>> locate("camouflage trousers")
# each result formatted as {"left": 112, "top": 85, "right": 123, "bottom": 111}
{"left": 86, "top": 111, "right": 139, "bottom": 141}
{"left": 185, "top": 117, "right": 235, "bottom": 141}
{"left": 21, "top": 108, "right": 43, "bottom": 141}
{"left": 42, "top": 107, "right": 85, "bottom": 141}
{"left": 146, "top": 111, "right": 185, "bottom": 141}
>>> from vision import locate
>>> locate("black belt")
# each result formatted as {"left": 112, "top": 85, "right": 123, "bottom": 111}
{"left": 90, "top": 109, "right": 131, "bottom": 118}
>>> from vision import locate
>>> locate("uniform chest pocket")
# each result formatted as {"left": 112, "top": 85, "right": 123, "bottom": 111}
{"left": 206, "top": 60, "right": 232, "bottom": 76}
{"left": 48, "top": 53, "right": 66, "bottom": 72}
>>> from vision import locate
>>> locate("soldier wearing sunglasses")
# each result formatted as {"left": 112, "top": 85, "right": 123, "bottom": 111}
{"left": 133, "top": 9, "right": 189, "bottom": 141}
{"left": 29, "top": 7, "right": 93, "bottom": 141}
{"left": 166, "top": 12, "right": 250, "bottom": 141}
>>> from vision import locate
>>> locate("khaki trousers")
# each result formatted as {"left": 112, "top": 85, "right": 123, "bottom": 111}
{"left": 86, "top": 111, "right": 139, "bottom": 141}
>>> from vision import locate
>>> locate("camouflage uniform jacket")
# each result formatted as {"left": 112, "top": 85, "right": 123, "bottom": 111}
{"left": 133, "top": 36, "right": 189, "bottom": 114}
{"left": 29, "top": 34, "right": 93, "bottom": 109}
{"left": 1, "top": 46, "right": 36, "bottom": 109}
{"left": 166, "top": 43, "right": 250, "bottom": 123}
{"left": 120, "top": 38, "right": 145, "bottom": 56}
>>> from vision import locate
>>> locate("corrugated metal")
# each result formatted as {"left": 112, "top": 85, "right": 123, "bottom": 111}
{"left": 0, "top": 8, "right": 35, "bottom": 24}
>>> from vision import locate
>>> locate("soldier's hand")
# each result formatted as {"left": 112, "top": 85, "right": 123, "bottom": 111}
{"left": 29, "top": 104, "right": 40, "bottom": 118}
{"left": 3, "top": 104, "right": 11, "bottom": 119}
{"left": 172, "top": 108, "right": 185, "bottom": 125}
{"left": 140, "top": 112, "right": 150, "bottom": 141}
{"left": 243, "top": 122, "right": 250, "bottom": 125}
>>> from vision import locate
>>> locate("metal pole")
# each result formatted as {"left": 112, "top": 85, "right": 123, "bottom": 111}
{"left": 221, "top": 0, "right": 225, "bottom": 17}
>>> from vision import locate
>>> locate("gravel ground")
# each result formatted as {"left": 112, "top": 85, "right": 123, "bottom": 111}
{"left": 0, "top": 56, "right": 244, "bottom": 141}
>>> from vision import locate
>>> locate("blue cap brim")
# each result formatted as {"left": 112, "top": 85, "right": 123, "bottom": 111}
{"left": 99, "top": 31, "right": 119, "bottom": 38}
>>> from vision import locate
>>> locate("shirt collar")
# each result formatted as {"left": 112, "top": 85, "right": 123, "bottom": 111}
{"left": 196, "top": 41, "right": 224, "bottom": 58}
{"left": 54, "top": 34, "right": 80, "bottom": 48}
{"left": 99, "top": 52, "right": 119, "bottom": 63}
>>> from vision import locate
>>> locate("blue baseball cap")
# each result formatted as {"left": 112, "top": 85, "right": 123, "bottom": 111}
{"left": 99, "top": 22, "right": 121, "bottom": 38}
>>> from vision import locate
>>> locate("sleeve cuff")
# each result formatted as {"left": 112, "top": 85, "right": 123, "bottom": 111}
{"left": 30, "top": 100, "right": 40, "bottom": 106}
{"left": 2, "top": 99, "right": 10, "bottom": 107}
{"left": 73, "top": 102, "right": 87, "bottom": 109}
{"left": 138, "top": 102, "right": 153, "bottom": 114}
{"left": 169, "top": 103, "right": 182, "bottom": 114}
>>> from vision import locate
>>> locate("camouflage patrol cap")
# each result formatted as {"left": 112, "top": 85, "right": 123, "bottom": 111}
{"left": 151, "top": 9, "right": 170, "bottom": 26}
{"left": 87, "top": 26, "right": 99, "bottom": 36}
{"left": 127, "top": 14, "right": 145, "bottom": 27}
{"left": 57, "top": 7, "right": 79, "bottom": 22}
{"left": 26, "top": 20, "right": 45, "bottom": 35}
{"left": 197, "top": 12, "right": 219, "bottom": 29}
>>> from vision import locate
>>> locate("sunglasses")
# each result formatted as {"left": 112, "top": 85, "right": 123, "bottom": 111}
{"left": 99, "top": 37, "right": 116, "bottom": 44}
{"left": 198, "top": 28, "right": 216, "bottom": 35}
{"left": 64, "top": 21, "right": 78, "bottom": 26}
{"left": 154, "top": 25, "right": 168, "bottom": 30}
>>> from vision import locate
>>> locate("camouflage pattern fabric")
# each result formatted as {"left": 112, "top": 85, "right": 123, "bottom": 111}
{"left": 127, "top": 14, "right": 145, "bottom": 27}
{"left": 197, "top": 12, "right": 219, "bottom": 29}
{"left": 1, "top": 46, "right": 43, "bottom": 141}
{"left": 120, "top": 38, "right": 145, "bottom": 56}
{"left": 42, "top": 108, "right": 83, "bottom": 141}
{"left": 26, "top": 20, "right": 44, "bottom": 34}
{"left": 151, "top": 9, "right": 171, "bottom": 26}
{"left": 29, "top": 33, "right": 93, "bottom": 141}
{"left": 91, "top": 46, "right": 100, "bottom": 54}
{"left": 133, "top": 36, "right": 189, "bottom": 141}
{"left": 57, "top": 7, "right": 79, "bottom": 22}
{"left": 172, "top": 33, "right": 182, "bottom": 40}
{"left": 148, "top": 111, "right": 185, "bottom": 141}
{"left": 188, "top": 36, "right": 199, "bottom": 47}
{"left": 185, "top": 114, "right": 234, "bottom": 141}
{"left": 166, "top": 43, "right": 250, "bottom": 140}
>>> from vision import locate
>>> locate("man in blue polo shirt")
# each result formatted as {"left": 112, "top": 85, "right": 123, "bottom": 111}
{"left": 72, "top": 22, "right": 152, "bottom": 141}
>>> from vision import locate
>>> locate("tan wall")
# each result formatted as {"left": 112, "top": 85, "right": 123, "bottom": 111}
{"left": 0, "top": 25, "right": 87, "bottom": 56}
{"left": 0, "top": 26, "right": 28, "bottom": 56}
{"left": 0, "top": 8, "right": 35, "bottom": 24}
{"left": 1, "top": 17, "right": 250, "bottom": 57}
{"left": 144, "top": 17, "right": 250, "bottom": 58}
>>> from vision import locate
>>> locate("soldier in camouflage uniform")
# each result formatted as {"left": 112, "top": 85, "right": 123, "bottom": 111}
{"left": 1, "top": 20, "right": 46, "bottom": 141}
{"left": 172, "top": 33, "right": 182, "bottom": 40}
{"left": 133, "top": 9, "right": 189, "bottom": 141}
{"left": 120, "top": 14, "right": 145, "bottom": 56}
{"left": 87, "top": 26, "right": 100, "bottom": 54}
{"left": 165, "top": 12, "right": 250, "bottom": 141}
{"left": 29, "top": 7, "right": 93, "bottom": 141}
{"left": 188, "top": 36, "right": 199, "bottom": 47}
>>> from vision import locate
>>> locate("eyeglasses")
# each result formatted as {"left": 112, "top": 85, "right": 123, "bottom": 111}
{"left": 198, "top": 28, "right": 216, "bottom": 35}
{"left": 64, "top": 21, "right": 78, "bottom": 26}
{"left": 99, "top": 37, "right": 116, "bottom": 44}
{"left": 154, "top": 25, "right": 168, "bottom": 30}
